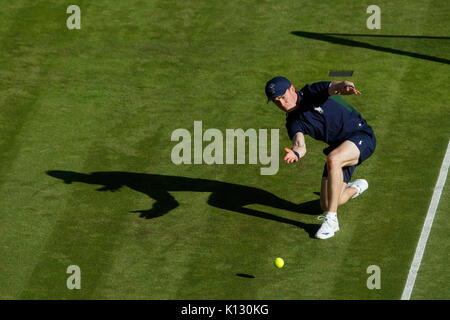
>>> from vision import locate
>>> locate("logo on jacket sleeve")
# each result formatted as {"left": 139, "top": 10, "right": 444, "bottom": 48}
{"left": 314, "top": 106, "right": 324, "bottom": 114}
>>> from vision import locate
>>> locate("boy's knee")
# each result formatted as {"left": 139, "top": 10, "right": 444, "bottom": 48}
{"left": 326, "top": 154, "right": 342, "bottom": 170}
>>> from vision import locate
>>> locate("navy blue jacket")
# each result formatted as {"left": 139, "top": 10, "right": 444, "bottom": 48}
{"left": 286, "top": 81, "right": 373, "bottom": 147}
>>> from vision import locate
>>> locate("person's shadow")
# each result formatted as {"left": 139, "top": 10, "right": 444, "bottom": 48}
{"left": 46, "top": 170, "right": 322, "bottom": 238}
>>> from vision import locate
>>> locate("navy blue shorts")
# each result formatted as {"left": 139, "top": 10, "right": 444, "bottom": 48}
{"left": 322, "top": 129, "right": 376, "bottom": 183}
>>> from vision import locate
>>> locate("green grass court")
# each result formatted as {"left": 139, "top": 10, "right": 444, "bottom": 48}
{"left": 0, "top": 0, "right": 449, "bottom": 299}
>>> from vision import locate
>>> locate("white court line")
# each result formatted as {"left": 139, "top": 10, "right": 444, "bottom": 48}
{"left": 401, "top": 140, "right": 450, "bottom": 300}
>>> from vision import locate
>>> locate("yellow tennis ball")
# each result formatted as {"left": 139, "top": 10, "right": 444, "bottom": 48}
{"left": 274, "top": 257, "right": 284, "bottom": 268}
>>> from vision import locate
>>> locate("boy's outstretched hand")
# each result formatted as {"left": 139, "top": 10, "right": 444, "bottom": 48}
{"left": 284, "top": 147, "right": 299, "bottom": 163}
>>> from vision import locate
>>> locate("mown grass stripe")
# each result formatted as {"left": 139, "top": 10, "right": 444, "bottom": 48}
{"left": 0, "top": 1, "right": 77, "bottom": 299}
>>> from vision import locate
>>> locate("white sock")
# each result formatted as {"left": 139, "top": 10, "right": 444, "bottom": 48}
{"left": 325, "top": 211, "right": 337, "bottom": 219}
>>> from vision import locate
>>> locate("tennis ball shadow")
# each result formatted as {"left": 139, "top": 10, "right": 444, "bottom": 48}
{"left": 236, "top": 273, "right": 255, "bottom": 279}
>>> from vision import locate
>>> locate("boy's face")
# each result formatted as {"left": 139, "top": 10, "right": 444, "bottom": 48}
{"left": 272, "top": 85, "right": 298, "bottom": 112}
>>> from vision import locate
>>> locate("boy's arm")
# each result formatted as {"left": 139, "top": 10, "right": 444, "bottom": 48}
{"left": 299, "top": 81, "right": 331, "bottom": 104}
{"left": 284, "top": 132, "right": 306, "bottom": 164}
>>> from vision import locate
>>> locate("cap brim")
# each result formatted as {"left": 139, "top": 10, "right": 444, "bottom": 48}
{"left": 266, "top": 94, "right": 278, "bottom": 103}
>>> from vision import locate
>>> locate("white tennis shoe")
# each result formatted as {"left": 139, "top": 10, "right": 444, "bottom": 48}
{"left": 346, "top": 179, "right": 369, "bottom": 199}
{"left": 315, "top": 213, "right": 339, "bottom": 239}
